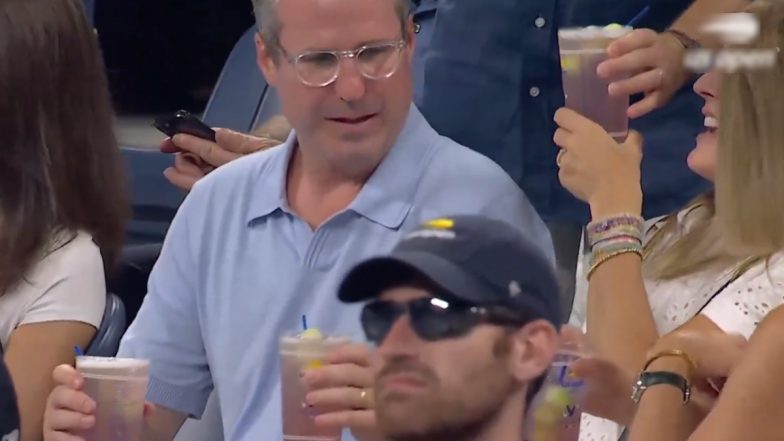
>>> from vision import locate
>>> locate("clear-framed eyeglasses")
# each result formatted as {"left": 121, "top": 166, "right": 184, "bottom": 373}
{"left": 281, "top": 40, "right": 407, "bottom": 87}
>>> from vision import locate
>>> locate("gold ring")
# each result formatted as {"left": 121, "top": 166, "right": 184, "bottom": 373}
{"left": 359, "top": 388, "right": 373, "bottom": 408}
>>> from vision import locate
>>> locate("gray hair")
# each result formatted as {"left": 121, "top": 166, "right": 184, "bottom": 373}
{"left": 252, "top": 0, "right": 413, "bottom": 57}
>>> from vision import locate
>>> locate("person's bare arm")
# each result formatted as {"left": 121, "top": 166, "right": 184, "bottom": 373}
{"left": 626, "top": 315, "right": 732, "bottom": 441}
{"left": 584, "top": 254, "right": 657, "bottom": 372}
{"left": 5, "top": 321, "right": 95, "bottom": 441}
{"left": 686, "top": 305, "right": 784, "bottom": 441}
{"left": 583, "top": 169, "right": 658, "bottom": 372}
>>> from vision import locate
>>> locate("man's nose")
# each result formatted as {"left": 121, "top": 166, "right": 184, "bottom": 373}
{"left": 378, "top": 315, "right": 420, "bottom": 358}
{"left": 333, "top": 57, "right": 367, "bottom": 102}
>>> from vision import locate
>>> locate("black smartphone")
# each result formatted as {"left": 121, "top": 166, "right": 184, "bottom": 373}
{"left": 153, "top": 110, "right": 216, "bottom": 149}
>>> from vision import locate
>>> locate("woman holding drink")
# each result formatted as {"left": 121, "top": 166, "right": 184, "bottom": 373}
{"left": 0, "top": 0, "right": 129, "bottom": 440}
{"left": 553, "top": 0, "right": 784, "bottom": 440}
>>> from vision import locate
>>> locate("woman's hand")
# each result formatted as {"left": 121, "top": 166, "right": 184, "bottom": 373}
{"left": 648, "top": 330, "right": 748, "bottom": 393}
{"left": 560, "top": 326, "right": 636, "bottom": 425}
{"left": 553, "top": 108, "right": 644, "bottom": 218}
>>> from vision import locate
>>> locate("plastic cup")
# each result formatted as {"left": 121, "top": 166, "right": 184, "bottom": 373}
{"left": 525, "top": 343, "right": 587, "bottom": 441}
{"left": 559, "top": 26, "right": 633, "bottom": 141}
{"left": 280, "top": 332, "right": 349, "bottom": 441}
{"left": 75, "top": 356, "right": 149, "bottom": 441}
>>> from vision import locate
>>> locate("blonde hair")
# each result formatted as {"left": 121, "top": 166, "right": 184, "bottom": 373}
{"left": 645, "top": 0, "right": 784, "bottom": 280}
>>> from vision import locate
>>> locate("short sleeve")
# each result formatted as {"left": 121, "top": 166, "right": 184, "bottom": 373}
{"left": 19, "top": 233, "right": 106, "bottom": 329}
{"left": 701, "top": 255, "right": 784, "bottom": 339}
{"left": 117, "top": 190, "right": 213, "bottom": 419}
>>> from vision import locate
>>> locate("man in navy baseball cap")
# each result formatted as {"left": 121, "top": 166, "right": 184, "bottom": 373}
{"left": 338, "top": 215, "right": 561, "bottom": 441}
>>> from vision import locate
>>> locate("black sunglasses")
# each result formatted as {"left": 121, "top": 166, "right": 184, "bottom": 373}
{"left": 360, "top": 295, "right": 530, "bottom": 345}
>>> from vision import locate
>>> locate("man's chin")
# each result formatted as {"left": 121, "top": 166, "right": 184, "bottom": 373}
{"left": 377, "top": 403, "right": 433, "bottom": 437}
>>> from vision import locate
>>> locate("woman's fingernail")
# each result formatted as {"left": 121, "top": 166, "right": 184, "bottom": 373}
{"left": 84, "top": 399, "right": 96, "bottom": 413}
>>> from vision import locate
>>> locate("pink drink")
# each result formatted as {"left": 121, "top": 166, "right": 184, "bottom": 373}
{"left": 559, "top": 26, "right": 632, "bottom": 140}
{"left": 280, "top": 333, "right": 348, "bottom": 441}
{"left": 75, "top": 357, "right": 149, "bottom": 441}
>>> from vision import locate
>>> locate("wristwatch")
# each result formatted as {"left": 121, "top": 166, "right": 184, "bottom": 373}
{"left": 664, "top": 29, "right": 702, "bottom": 50}
{"left": 631, "top": 371, "right": 692, "bottom": 404}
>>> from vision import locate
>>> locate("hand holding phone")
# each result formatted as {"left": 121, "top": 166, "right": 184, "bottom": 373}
{"left": 154, "top": 110, "right": 216, "bottom": 153}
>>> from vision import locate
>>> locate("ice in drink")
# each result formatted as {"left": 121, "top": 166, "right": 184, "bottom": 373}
{"left": 559, "top": 26, "right": 633, "bottom": 140}
{"left": 75, "top": 356, "right": 149, "bottom": 441}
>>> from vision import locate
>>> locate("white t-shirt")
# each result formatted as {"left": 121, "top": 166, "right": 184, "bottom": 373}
{"left": 570, "top": 210, "right": 784, "bottom": 441}
{"left": 0, "top": 231, "right": 106, "bottom": 349}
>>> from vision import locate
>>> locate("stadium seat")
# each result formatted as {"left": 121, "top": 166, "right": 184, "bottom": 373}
{"left": 82, "top": 0, "right": 95, "bottom": 26}
{"left": 122, "top": 25, "right": 277, "bottom": 245}
{"left": 203, "top": 26, "right": 270, "bottom": 131}
{"left": 86, "top": 293, "right": 127, "bottom": 357}
{"left": 121, "top": 147, "right": 182, "bottom": 245}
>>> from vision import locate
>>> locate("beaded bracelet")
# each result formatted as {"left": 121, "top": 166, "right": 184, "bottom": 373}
{"left": 586, "top": 214, "right": 644, "bottom": 248}
{"left": 586, "top": 214, "right": 645, "bottom": 279}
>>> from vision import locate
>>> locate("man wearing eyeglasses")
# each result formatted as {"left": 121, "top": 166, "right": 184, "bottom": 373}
{"left": 337, "top": 215, "right": 561, "bottom": 441}
{"left": 42, "top": 1, "right": 553, "bottom": 441}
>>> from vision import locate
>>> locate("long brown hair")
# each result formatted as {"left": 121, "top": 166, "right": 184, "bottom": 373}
{"left": 0, "top": 0, "right": 129, "bottom": 293}
{"left": 645, "top": 1, "right": 784, "bottom": 280}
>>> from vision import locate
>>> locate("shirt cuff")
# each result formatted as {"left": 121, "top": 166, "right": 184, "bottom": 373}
{"left": 146, "top": 376, "right": 211, "bottom": 419}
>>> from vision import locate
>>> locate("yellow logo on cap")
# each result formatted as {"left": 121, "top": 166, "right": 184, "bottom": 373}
{"left": 425, "top": 218, "right": 454, "bottom": 229}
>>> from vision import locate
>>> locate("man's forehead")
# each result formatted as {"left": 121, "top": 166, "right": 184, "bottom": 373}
{"left": 276, "top": 0, "right": 401, "bottom": 49}
{"left": 276, "top": 0, "right": 399, "bottom": 26}
{"left": 379, "top": 285, "right": 431, "bottom": 302}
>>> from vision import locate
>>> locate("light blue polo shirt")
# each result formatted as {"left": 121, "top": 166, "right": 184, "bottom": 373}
{"left": 118, "top": 104, "right": 554, "bottom": 441}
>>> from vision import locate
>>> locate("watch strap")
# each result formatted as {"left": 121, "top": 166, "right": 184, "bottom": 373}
{"left": 631, "top": 371, "right": 691, "bottom": 404}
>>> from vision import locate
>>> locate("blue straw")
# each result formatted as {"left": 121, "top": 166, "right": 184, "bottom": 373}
{"left": 301, "top": 315, "right": 308, "bottom": 331}
{"left": 625, "top": 5, "right": 651, "bottom": 27}
{"left": 73, "top": 346, "right": 84, "bottom": 356}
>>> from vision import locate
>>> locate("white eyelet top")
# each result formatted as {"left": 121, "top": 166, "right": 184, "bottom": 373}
{"left": 569, "top": 209, "right": 784, "bottom": 441}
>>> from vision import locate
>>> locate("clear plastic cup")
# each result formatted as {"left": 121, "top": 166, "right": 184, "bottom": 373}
{"left": 525, "top": 342, "right": 587, "bottom": 441}
{"left": 280, "top": 332, "right": 349, "bottom": 441}
{"left": 75, "top": 356, "right": 149, "bottom": 441}
{"left": 559, "top": 26, "right": 633, "bottom": 141}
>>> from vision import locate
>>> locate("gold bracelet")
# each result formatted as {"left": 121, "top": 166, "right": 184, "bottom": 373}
{"left": 586, "top": 248, "right": 642, "bottom": 280}
{"left": 643, "top": 349, "right": 697, "bottom": 380}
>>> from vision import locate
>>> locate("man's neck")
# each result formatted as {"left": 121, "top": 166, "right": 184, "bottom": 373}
{"left": 285, "top": 144, "right": 373, "bottom": 229}
{"left": 470, "top": 398, "right": 526, "bottom": 441}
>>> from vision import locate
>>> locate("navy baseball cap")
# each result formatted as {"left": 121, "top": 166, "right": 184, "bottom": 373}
{"left": 338, "top": 215, "right": 561, "bottom": 326}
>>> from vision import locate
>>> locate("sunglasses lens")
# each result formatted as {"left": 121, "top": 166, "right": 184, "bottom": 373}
{"left": 409, "top": 297, "right": 477, "bottom": 341}
{"left": 361, "top": 301, "right": 402, "bottom": 345}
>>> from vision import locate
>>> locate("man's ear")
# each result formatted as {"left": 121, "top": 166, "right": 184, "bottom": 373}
{"left": 255, "top": 33, "right": 279, "bottom": 86}
{"left": 405, "top": 15, "right": 416, "bottom": 60}
{"left": 508, "top": 320, "right": 559, "bottom": 383}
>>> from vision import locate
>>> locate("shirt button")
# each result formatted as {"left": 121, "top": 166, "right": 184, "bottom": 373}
{"left": 414, "top": 23, "right": 422, "bottom": 33}
{"left": 535, "top": 16, "right": 546, "bottom": 28}
{"left": 529, "top": 86, "right": 541, "bottom": 97}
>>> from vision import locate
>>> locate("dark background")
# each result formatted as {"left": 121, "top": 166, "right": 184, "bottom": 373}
{"left": 96, "top": 0, "right": 255, "bottom": 113}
